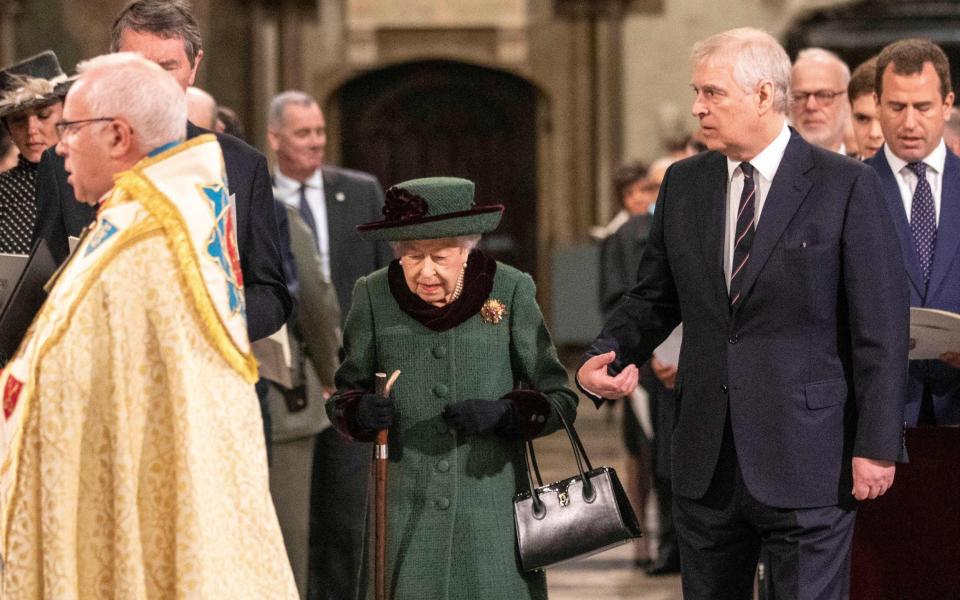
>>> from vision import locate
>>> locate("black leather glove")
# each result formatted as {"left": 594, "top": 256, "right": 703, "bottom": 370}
{"left": 442, "top": 399, "right": 517, "bottom": 437}
{"left": 352, "top": 392, "right": 396, "bottom": 435}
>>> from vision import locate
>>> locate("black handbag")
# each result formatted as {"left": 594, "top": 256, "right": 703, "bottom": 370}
{"left": 513, "top": 399, "right": 642, "bottom": 571}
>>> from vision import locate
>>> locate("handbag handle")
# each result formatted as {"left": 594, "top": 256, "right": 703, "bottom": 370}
{"left": 521, "top": 397, "right": 596, "bottom": 517}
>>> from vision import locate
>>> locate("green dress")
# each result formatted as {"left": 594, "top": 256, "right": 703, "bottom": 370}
{"left": 328, "top": 258, "right": 578, "bottom": 600}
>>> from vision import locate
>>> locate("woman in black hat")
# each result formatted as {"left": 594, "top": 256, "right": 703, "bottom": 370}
{"left": 0, "top": 51, "right": 71, "bottom": 254}
{"left": 326, "top": 177, "right": 578, "bottom": 599}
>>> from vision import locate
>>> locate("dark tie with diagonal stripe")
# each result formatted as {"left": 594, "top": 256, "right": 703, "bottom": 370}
{"left": 730, "top": 162, "right": 755, "bottom": 308}
{"left": 908, "top": 161, "right": 937, "bottom": 287}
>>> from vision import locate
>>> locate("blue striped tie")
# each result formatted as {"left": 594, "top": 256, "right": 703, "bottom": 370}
{"left": 729, "top": 162, "right": 755, "bottom": 308}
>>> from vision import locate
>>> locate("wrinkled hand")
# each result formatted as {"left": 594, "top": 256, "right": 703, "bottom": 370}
{"left": 442, "top": 399, "right": 515, "bottom": 436}
{"left": 651, "top": 356, "right": 678, "bottom": 390}
{"left": 852, "top": 457, "right": 895, "bottom": 501}
{"left": 577, "top": 351, "right": 638, "bottom": 400}
{"left": 940, "top": 352, "right": 960, "bottom": 369}
{"left": 353, "top": 392, "right": 396, "bottom": 434}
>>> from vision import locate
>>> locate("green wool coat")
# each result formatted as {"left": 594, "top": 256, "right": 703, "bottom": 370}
{"left": 329, "top": 262, "right": 578, "bottom": 600}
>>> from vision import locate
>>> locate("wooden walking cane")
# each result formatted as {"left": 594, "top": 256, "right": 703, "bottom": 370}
{"left": 374, "top": 370, "right": 400, "bottom": 600}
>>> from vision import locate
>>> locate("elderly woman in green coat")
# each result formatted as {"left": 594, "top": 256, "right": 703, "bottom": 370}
{"left": 326, "top": 177, "right": 578, "bottom": 600}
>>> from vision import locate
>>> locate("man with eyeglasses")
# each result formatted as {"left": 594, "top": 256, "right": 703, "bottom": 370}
{"left": 31, "top": 0, "right": 290, "bottom": 459}
{"left": 32, "top": 0, "right": 291, "bottom": 346}
{"left": 0, "top": 50, "right": 299, "bottom": 598}
{"left": 789, "top": 48, "right": 851, "bottom": 154}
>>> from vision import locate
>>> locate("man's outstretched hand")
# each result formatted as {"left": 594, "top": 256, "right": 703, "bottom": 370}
{"left": 577, "top": 351, "right": 639, "bottom": 400}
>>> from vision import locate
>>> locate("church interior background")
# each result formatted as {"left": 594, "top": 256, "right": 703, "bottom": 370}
{"left": 3, "top": 2, "right": 958, "bottom": 597}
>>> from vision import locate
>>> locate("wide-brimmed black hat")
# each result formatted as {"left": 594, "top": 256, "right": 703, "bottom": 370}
{"left": 358, "top": 177, "right": 503, "bottom": 241}
{"left": 0, "top": 51, "right": 72, "bottom": 119}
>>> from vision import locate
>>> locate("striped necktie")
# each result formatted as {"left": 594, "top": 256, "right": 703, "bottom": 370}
{"left": 729, "top": 162, "right": 755, "bottom": 308}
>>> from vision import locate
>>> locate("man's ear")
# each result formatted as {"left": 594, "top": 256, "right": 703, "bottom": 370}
{"left": 106, "top": 119, "right": 135, "bottom": 159}
{"left": 267, "top": 128, "right": 280, "bottom": 153}
{"left": 756, "top": 80, "right": 776, "bottom": 115}
{"left": 188, "top": 48, "right": 204, "bottom": 87}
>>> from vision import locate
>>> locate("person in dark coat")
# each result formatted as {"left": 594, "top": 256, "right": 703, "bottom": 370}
{"left": 327, "top": 177, "right": 578, "bottom": 600}
{"left": 578, "top": 28, "right": 907, "bottom": 599}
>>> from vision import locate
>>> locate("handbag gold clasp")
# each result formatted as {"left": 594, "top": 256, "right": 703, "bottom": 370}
{"left": 558, "top": 491, "right": 569, "bottom": 507}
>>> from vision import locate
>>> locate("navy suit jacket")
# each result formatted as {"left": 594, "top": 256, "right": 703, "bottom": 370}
{"left": 32, "top": 122, "right": 292, "bottom": 342}
{"left": 584, "top": 130, "right": 909, "bottom": 509}
{"left": 866, "top": 147, "right": 960, "bottom": 425}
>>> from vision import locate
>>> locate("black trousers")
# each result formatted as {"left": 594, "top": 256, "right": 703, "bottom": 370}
{"left": 673, "top": 418, "right": 856, "bottom": 600}
{"left": 308, "top": 428, "right": 371, "bottom": 600}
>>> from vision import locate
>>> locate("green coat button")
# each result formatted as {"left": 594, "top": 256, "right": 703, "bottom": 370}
{"left": 436, "top": 459, "right": 450, "bottom": 472}
{"left": 433, "top": 384, "right": 448, "bottom": 398}
{"left": 436, "top": 497, "right": 451, "bottom": 510}
{"left": 432, "top": 346, "right": 447, "bottom": 358}
{"left": 435, "top": 422, "right": 449, "bottom": 434}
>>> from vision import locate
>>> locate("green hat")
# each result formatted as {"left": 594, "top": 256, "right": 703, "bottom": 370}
{"left": 358, "top": 177, "right": 503, "bottom": 241}
{"left": 0, "top": 51, "right": 72, "bottom": 119}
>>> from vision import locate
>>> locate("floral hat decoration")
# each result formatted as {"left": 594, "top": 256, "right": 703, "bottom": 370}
{"left": 0, "top": 51, "right": 73, "bottom": 120}
{"left": 357, "top": 177, "right": 504, "bottom": 241}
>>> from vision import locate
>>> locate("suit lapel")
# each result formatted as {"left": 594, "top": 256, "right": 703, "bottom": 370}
{"left": 322, "top": 167, "right": 347, "bottom": 278}
{"left": 870, "top": 148, "right": 925, "bottom": 298}
{"left": 732, "top": 132, "right": 813, "bottom": 317}
{"left": 928, "top": 150, "right": 960, "bottom": 297}
{"left": 696, "top": 152, "right": 730, "bottom": 306}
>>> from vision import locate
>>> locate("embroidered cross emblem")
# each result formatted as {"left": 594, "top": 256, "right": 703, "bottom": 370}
{"left": 202, "top": 183, "right": 245, "bottom": 316}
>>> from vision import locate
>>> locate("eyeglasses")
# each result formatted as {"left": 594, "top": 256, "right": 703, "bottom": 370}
{"left": 790, "top": 90, "right": 846, "bottom": 106}
{"left": 54, "top": 117, "right": 116, "bottom": 139}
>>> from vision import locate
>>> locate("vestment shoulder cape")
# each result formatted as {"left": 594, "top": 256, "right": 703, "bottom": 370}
{"left": 0, "top": 136, "right": 297, "bottom": 599}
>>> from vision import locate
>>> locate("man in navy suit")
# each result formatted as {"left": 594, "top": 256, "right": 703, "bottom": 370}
{"left": 578, "top": 28, "right": 908, "bottom": 599}
{"left": 32, "top": 0, "right": 291, "bottom": 343}
{"left": 866, "top": 39, "right": 960, "bottom": 426}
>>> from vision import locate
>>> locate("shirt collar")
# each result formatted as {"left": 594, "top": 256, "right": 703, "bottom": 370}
{"left": 726, "top": 122, "right": 791, "bottom": 182}
{"left": 274, "top": 168, "right": 323, "bottom": 193}
{"left": 884, "top": 139, "right": 947, "bottom": 176}
{"left": 147, "top": 140, "right": 182, "bottom": 157}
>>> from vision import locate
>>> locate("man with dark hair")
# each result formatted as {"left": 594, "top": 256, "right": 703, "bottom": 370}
{"left": 866, "top": 39, "right": 960, "bottom": 425}
{"left": 848, "top": 56, "right": 884, "bottom": 160}
{"left": 32, "top": 0, "right": 291, "bottom": 344}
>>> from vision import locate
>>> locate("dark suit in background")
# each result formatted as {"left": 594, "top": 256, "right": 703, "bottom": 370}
{"left": 583, "top": 130, "right": 908, "bottom": 598}
{"left": 32, "top": 122, "right": 292, "bottom": 342}
{"left": 867, "top": 147, "right": 960, "bottom": 425}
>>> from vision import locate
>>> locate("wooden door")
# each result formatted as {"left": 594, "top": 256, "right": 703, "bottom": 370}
{"left": 339, "top": 60, "right": 539, "bottom": 277}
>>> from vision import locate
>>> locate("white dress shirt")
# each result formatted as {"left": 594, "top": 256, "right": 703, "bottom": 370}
{"left": 275, "top": 169, "right": 331, "bottom": 281}
{"left": 724, "top": 123, "right": 792, "bottom": 288}
{"left": 883, "top": 140, "right": 947, "bottom": 225}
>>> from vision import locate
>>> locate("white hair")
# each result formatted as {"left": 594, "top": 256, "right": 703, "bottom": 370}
{"left": 75, "top": 52, "right": 186, "bottom": 153}
{"left": 268, "top": 90, "right": 317, "bottom": 130}
{"left": 691, "top": 27, "right": 792, "bottom": 114}
{"left": 794, "top": 48, "right": 851, "bottom": 86}
{"left": 389, "top": 234, "right": 481, "bottom": 257}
